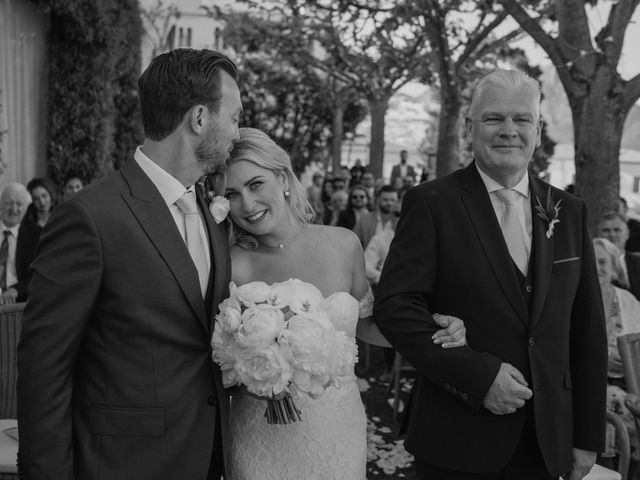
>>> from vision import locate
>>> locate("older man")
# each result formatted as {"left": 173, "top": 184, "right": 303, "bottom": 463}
{"left": 375, "top": 69, "right": 607, "bottom": 480}
{"left": 0, "top": 182, "right": 41, "bottom": 305}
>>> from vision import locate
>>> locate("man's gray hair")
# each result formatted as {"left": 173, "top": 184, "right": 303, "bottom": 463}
{"left": 467, "top": 69, "right": 542, "bottom": 120}
{"left": 1, "top": 182, "right": 31, "bottom": 204}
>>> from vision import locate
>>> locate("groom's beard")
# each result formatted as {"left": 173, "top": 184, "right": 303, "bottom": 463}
{"left": 196, "top": 123, "right": 229, "bottom": 175}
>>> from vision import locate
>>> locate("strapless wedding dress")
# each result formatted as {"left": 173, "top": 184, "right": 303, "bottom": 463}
{"left": 226, "top": 290, "right": 370, "bottom": 480}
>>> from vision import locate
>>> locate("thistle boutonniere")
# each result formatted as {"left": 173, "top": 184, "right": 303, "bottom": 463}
{"left": 207, "top": 191, "right": 230, "bottom": 224}
{"left": 535, "top": 188, "right": 562, "bottom": 239}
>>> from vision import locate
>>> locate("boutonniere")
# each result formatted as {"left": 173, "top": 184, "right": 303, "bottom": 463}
{"left": 535, "top": 187, "right": 562, "bottom": 239}
{"left": 207, "top": 192, "right": 230, "bottom": 224}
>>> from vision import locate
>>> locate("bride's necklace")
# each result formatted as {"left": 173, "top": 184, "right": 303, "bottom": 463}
{"left": 258, "top": 225, "right": 304, "bottom": 249}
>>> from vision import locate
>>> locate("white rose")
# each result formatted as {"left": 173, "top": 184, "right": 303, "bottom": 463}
{"left": 236, "top": 306, "right": 285, "bottom": 351}
{"left": 234, "top": 344, "right": 292, "bottom": 397}
{"left": 264, "top": 282, "right": 294, "bottom": 309}
{"left": 236, "top": 281, "right": 272, "bottom": 306}
{"left": 211, "top": 329, "right": 240, "bottom": 387}
{"left": 209, "top": 196, "right": 230, "bottom": 224}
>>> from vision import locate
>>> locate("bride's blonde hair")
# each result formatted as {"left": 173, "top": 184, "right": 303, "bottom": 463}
{"left": 219, "top": 128, "right": 314, "bottom": 249}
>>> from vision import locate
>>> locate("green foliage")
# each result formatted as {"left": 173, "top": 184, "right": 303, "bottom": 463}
{"left": 30, "top": 0, "right": 143, "bottom": 188}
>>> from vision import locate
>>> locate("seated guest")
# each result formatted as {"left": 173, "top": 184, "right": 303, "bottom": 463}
{"left": 364, "top": 199, "right": 401, "bottom": 287}
{"left": 593, "top": 237, "right": 640, "bottom": 460}
{"left": 599, "top": 211, "right": 640, "bottom": 300}
{"left": 323, "top": 190, "right": 348, "bottom": 226}
{"left": 62, "top": 174, "right": 84, "bottom": 201}
{"left": 0, "top": 183, "right": 42, "bottom": 304}
{"left": 25, "top": 177, "right": 56, "bottom": 227}
{"left": 360, "top": 170, "right": 375, "bottom": 208}
{"left": 337, "top": 185, "right": 371, "bottom": 230}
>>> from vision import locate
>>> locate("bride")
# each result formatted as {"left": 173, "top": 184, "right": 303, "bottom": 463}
{"left": 219, "top": 127, "right": 466, "bottom": 479}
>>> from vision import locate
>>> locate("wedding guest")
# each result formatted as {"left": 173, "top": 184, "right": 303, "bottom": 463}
{"left": 337, "top": 185, "right": 371, "bottom": 230}
{"left": 62, "top": 174, "right": 84, "bottom": 201}
{"left": 361, "top": 170, "right": 376, "bottom": 207}
{"left": 18, "top": 48, "right": 241, "bottom": 480}
{"left": 353, "top": 185, "right": 398, "bottom": 248}
{"left": 25, "top": 177, "right": 55, "bottom": 227}
{"left": 350, "top": 159, "right": 365, "bottom": 187}
{"left": 375, "top": 69, "right": 607, "bottom": 480}
{"left": 618, "top": 197, "right": 640, "bottom": 253}
{"left": 390, "top": 150, "right": 416, "bottom": 190}
{"left": 323, "top": 190, "right": 348, "bottom": 226}
{"left": 593, "top": 237, "right": 640, "bottom": 461}
{"left": 599, "top": 211, "right": 640, "bottom": 300}
{"left": 0, "top": 183, "right": 41, "bottom": 304}
{"left": 332, "top": 176, "right": 347, "bottom": 193}
{"left": 306, "top": 172, "right": 324, "bottom": 220}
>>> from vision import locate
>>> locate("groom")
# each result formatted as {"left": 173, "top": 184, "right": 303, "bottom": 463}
{"left": 17, "top": 49, "right": 242, "bottom": 479}
{"left": 374, "top": 69, "right": 607, "bottom": 479}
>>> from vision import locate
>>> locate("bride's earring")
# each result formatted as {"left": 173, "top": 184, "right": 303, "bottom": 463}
{"left": 284, "top": 190, "right": 290, "bottom": 199}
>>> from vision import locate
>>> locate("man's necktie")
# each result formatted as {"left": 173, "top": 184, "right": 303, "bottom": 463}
{"left": 495, "top": 189, "right": 529, "bottom": 275}
{"left": 0, "top": 230, "right": 11, "bottom": 291}
{"left": 175, "top": 191, "right": 209, "bottom": 298}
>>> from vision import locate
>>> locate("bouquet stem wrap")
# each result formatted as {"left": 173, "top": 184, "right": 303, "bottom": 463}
{"left": 265, "top": 392, "right": 302, "bottom": 424}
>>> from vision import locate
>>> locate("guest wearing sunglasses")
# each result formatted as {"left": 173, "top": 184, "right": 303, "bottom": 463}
{"left": 338, "top": 185, "right": 372, "bottom": 230}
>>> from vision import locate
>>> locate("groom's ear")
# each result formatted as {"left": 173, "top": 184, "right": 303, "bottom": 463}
{"left": 189, "top": 105, "right": 207, "bottom": 135}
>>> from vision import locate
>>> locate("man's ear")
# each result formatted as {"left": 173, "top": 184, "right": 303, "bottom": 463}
{"left": 464, "top": 116, "right": 473, "bottom": 142}
{"left": 189, "top": 105, "right": 207, "bottom": 134}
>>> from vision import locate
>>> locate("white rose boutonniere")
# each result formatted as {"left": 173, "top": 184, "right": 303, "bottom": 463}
{"left": 209, "top": 195, "right": 230, "bottom": 224}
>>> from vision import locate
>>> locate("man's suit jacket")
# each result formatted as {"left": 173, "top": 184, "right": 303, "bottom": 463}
{"left": 17, "top": 160, "right": 231, "bottom": 480}
{"left": 9, "top": 220, "right": 41, "bottom": 301}
{"left": 390, "top": 163, "right": 416, "bottom": 189}
{"left": 624, "top": 252, "right": 640, "bottom": 300}
{"left": 374, "top": 163, "right": 607, "bottom": 476}
{"left": 353, "top": 211, "right": 379, "bottom": 249}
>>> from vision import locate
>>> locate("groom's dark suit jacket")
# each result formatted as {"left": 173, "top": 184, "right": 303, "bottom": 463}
{"left": 374, "top": 163, "right": 607, "bottom": 476}
{"left": 17, "top": 160, "right": 231, "bottom": 480}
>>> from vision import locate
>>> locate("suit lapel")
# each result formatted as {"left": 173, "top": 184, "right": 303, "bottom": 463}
{"left": 196, "top": 186, "right": 230, "bottom": 331}
{"left": 461, "top": 163, "right": 529, "bottom": 326}
{"left": 529, "top": 177, "right": 554, "bottom": 329}
{"left": 120, "top": 161, "right": 209, "bottom": 331}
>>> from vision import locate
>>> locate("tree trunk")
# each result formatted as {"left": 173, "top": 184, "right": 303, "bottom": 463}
{"left": 331, "top": 101, "right": 344, "bottom": 175}
{"left": 573, "top": 67, "right": 629, "bottom": 232}
{"left": 435, "top": 86, "right": 463, "bottom": 178}
{"left": 368, "top": 97, "right": 388, "bottom": 180}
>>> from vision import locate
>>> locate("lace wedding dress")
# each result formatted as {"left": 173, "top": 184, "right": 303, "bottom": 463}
{"left": 226, "top": 290, "right": 372, "bottom": 480}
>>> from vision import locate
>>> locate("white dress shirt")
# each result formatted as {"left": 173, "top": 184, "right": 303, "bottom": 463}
{"left": 475, "top": 164, "right": 533, "bottom": 264}
{"left": 1, "top": 222, "right": 20, "bottom": 289}
{"left": 134, "top": 147, "right": 211, "bottom": 273}
{"left": 364, "top": 229, "right": 395, "bottom": 285}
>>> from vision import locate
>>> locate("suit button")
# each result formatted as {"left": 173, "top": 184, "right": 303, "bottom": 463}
{"left": 528, "top": 337, "right": 535, "bottom": 347}
{"left": 207, "top": 395, "right": 217, "bottom": 406}
{"left": 461, "top": 393, "right": 468, "bottom": 400}
{"left": 525, "top": 285, "right": 532, "bottom": 293}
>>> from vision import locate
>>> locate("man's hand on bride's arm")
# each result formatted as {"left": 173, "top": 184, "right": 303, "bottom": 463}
{"left": 432, "top": 313, "right": 467, "bottom": 348}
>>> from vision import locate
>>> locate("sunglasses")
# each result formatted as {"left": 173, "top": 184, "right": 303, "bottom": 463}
{"left": 351, "top": 195, "right": 367, "bottom": 200}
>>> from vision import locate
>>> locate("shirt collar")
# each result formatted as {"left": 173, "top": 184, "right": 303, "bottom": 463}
{"left": 134, "top": 146, "right": 193, "bottom": 206}
{"left": 1, "top": 222, "right": 20, "bottom": 236}
{"left": 475, "top": 162, "right": 529, "bottom": 199}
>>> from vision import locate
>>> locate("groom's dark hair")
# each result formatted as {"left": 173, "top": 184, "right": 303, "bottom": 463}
{"left": 138, "top": 48, "right": 239, "bottom": 141}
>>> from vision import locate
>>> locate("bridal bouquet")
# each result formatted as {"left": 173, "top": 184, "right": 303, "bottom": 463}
{"left": 211, "top": 279, "right": 358, "bottom": 424}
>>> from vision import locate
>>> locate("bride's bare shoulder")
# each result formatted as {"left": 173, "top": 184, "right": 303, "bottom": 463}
{"left": 306, "top": 224, "right": 361, "bottom": 253}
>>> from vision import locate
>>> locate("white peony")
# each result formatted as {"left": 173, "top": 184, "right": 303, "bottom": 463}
{"left": 236, "top": 306, "right": 286, "bottom": 351}
{"left": 288, "top": 282, "right": 324, "bottom": 314}
{"left": 215, "top": 297, "right": 242, "bottom": 333}
{"left": 236, "top": 281, "right": 272, "bottom": 306}
{"left": 234, "top": 344, "right": 292, "bottom": 397}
